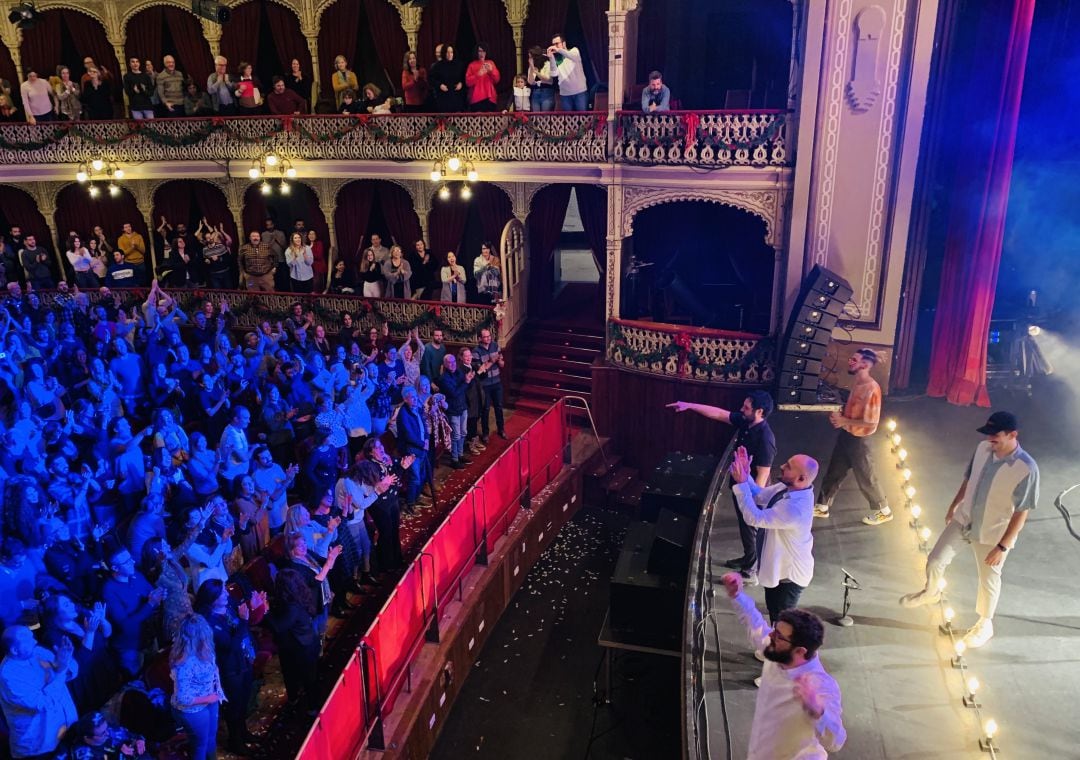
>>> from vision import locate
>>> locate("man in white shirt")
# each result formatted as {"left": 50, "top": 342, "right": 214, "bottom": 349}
{"left": 730, "top": 445, "right": 819, "bottom": 621}
{"left": 218, "top": 406, "right": 252, "bottom": 482}
{"left": 721, "top": 572, "right": 846, "bottom": 759}
{"left": 899, "top": 411, "right": 1038, "bottom": 649}
{"left": 547, "top": 33, "right": 588, "bottom": 111}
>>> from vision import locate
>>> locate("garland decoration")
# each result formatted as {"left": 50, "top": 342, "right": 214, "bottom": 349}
{"left": 617, "top": 113, "right": 785, "bottom": 154}
{"left": 608, "top": 320, "right": 774, "bottom": 382}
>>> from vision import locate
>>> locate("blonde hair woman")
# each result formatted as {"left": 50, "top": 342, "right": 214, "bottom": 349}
{"left": 170, "top": 614, "right": 224, "bottom": 760}
{"left": 331, "top": 55, "right": 358, "bottom": 108}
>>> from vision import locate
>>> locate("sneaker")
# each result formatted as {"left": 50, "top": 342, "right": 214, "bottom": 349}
{"left": 813, "top": 504, "right": 830, "bottom": 519}
{"left": 862, "top": 509, "right": 893, "bottom": 526}
{"left": 449, "top": 460, "right": 465, "bottom": 470}
{"left": 740, "top": 569, "right": 758, "bottom": 586}
{"left": 962, "top": 618, "right": 994, "bottom": 649}
{"left": 458, "top": 456, "right": 473, "bottom": 465}
{"left": 899, "top": 590, "right": 941, "bottom": 608}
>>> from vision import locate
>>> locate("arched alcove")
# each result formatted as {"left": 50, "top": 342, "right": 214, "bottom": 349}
{"left": 21, "top": 9, "right": 122, "bottom": 110}
{"left": 0, "top": 185, "right": 52, "bottom": 250}
{"left": 55, "top": 183, "right": 149, "bottom": 277}
{"left": 219, "top": 0, "right": 308, "bottom": 91}
{"left": 152, "top": 179, "right": 237, "bottom": 250}
{"left": 417, "top": 0, "right": 515, "bottom": 97}
{"left": 124, "top": 5, "right": 214, "bottom": 85}
{"left": 242, "top": 181, "right": 328, "bottom": 251}
{"left": 318, "top": 0, "right": 407, "bottom": 108}
{"left": 626, "top": 200, "right": 773, "bottom": 333}
{"left": 334, "top": 180, "right": 421, "bottom": 269}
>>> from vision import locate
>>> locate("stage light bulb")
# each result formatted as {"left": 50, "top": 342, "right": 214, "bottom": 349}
{"left": 897, "top": 448, "right": 908, "bottom": 462}
{"left": 904, "top": 485, "right": 916, "bottom": 499}
{"left": 447, "top": 156, "right": 461, "bottom": 172}
{"left": 265, "top": 153, "right": 278, "bottom": 166}
{"left": 886, "top": 419, "right": 897, "bottom": 432}
{"left": 891, "top": 433, "right": 901, "bottom": 446}
{"left": 280, "top": 181, "right": 291, "bottom": 195}
{"left": 919, "top": 527, "right": 931, "bottom": 542}
{"left": 285, "top": 167, "right": 297, "bottom": 178}
{"left": 954, "top": 640, "right": 966, "bottom": 656}
{"left": 943, "top": 606, "right": 955, "bottom": 622}
{"left": 1028, "top": 325, "right": 1040, "bottom": 337}
{"left": 260, "top": 181, "right": 271, "bottom": 195}
{"left": 107, "top": 183, "right": 119, "bottom": 197}
{"left": 76, "top": 170, "right": 88, "bottom": 183}
{"left": 967, "top": 676, "right": 980, "bottom": 694}
{"left": 430, "top": 170, "right": 442, "bottom": 182}
{"left": 88, "top": 185, "right": 100, "bottom": 198}
{"left": 936, "top": 577, "right": 947, "bottom": 592}
{"left": 984, "top": 719, "right": 997, "bottom": 738}
{"left": 901, "top": 468, "right": 912, "bottom": 481}
{"left": 438, "top": 185, "right": 451, "bottom": 201}
{"left": 91, "top": 159, "right": 104, "bottom": 171}
{"left": 113, "top": 169, "right": 124, "bottom": 179}
{"left": 911, "top": 504, "right": 922, "bottom": 519}
{"left": 467, "top": 169, "right": 478, "bottom": 182}
{"left": 460, "top": 185, "right": 472, "bottom": 200}
{"left": 248, "top": 167, "right": 260, "bottom": 179}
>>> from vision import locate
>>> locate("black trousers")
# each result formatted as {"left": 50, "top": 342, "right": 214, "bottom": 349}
{"left": 278, "top": 642, "right": 319, "bottom": 705}
{"left": 479, "top": 382, "right": 504, "bottom": 436}
{"left": 370, "top": 497, "right": 403, "bottom": 571}
{"left": 732, "top": 490, "right": 757, "bottom": 570}
{"left": 764, "top": 580, "right": 805, "bottom": 624}
{"left": 819, "top": 429, "right": 887, "bottom": 509}
{"left": 220, "top": 668, "right": 254, "bottom": 744}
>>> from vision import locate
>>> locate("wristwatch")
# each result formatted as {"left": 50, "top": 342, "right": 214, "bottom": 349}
{"left": 996, "top": 543, "right": 1008, "bottom": 552}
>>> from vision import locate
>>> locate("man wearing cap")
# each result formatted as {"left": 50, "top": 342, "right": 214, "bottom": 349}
{"left": 813, "top": 349, "right": 891, "bottom": 525}
{"left": 899, "top": 411, "right": 1039, "bottom": 649}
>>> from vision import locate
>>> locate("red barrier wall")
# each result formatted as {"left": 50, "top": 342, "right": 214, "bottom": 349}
{"left": 297, "top": 400, "right": 570, "bottom": 759}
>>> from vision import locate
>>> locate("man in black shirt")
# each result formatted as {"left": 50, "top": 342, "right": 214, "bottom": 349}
{"left": 667, "top": 390, "right": 777, "bottom": 582}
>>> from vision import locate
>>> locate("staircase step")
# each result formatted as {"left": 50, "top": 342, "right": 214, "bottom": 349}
{"left": 528, "top": 342, "right": 604, "bottom": 362}
{"left": 516, "top": 369, "right": 592, "bottom": 390}
{"left": 520, "top": 355, "right": 594, "bottom": 375}
{"left": 612, "top": 480, "right": 647, "bottom": 509}
{"left": 529, "top": 329, "right": 605, "bottom": 350}
{"left": 604, "top": 466, "right": 639, "bottom": 495}
{"left": 589, "top": 452, "right": 624, "bottom": 480}
{"left": 531, "top": 321, "right": 606, "bottom": 340}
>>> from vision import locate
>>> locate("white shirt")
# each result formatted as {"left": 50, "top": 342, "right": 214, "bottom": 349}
{"left": 218, "top": 423, "right": 249, "bottom": 481}
{"left": 550, "top": 46, "right": 587, "bottom": 96}
{"left": 733, "top": 481, "right": 815, "bottom": 588}
{"left": 729, "top": 592, "right": 846, "bottom": 759}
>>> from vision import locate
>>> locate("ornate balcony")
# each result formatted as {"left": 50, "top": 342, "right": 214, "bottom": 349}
{"left": 606, "top": 318, "right": 776, "bottom": 384}
{"left": 0, "top": 111, "right": 791, "bottom": 169}
{"left": 614, "top": 110, "right": 790, "bottom": 167}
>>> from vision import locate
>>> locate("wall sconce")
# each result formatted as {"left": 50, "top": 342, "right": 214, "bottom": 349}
{"left": 76, "top": 158, "right": 124, "bottom": 198}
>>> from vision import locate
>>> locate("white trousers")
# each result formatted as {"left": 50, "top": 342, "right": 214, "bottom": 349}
{"left": 924, "top": 519, "right": 1006, "bottom": 619}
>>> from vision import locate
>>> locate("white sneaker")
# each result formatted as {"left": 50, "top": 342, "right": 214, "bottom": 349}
{"left": 862, "top": 509, "right": 894, "bottom": 526}
{"left": 899, "top": 591, "right": 941, "bottom": 608}
{"left": 962, "top": 618, "right": 994, "bottom": 648}
{"left": 754, "top": 650, "right": 766, "bottom": 663}
{"left": 813, "top": 503, "right": 830, "bottom": 518}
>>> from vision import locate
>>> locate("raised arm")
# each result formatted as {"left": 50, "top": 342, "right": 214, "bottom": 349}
{"left": 666, "top": 401, "right": 732, "bottom": 424}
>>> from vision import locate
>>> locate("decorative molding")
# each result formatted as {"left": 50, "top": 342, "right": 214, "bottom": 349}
{"left": 846, "top": 6, "right": 886, "bottom": 112}
{"left": 621, "top": 186, "right": 782, "bottom": 247}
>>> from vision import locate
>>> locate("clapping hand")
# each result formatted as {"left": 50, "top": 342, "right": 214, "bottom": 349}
{"left": 793, "top": 674, "right": 825, "bottom": 720}
{"left": 720, "top": 571, "right": 743, "bottom": 598}
{"left": 86, "top": 602, "right": 106, "bottom": 633}
{"left": 54, "top": 634, "right": 74, "bottom": 667}
{"left": 401, "top": 454, "right": 416, "bottom": 469}
{"left": 729, "top": 446, "right": 752, "bottom": 484}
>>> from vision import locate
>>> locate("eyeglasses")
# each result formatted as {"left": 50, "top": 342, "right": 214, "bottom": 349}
{"left": 769, "top": 629, "right": 795, "bottom": 645}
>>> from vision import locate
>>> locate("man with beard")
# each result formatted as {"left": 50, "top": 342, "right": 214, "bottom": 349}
{"left": 812, "top": 348, "right": 890, "bottom": 525}
{"left": 720, "top": 572, "right": 846, "bottom": 758}
{"left": 729, "top": 445, "right": 818, "bottom": 621}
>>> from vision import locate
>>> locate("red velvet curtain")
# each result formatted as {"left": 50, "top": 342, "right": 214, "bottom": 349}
{"left": 364, "top": 0, "right": 408, "bottom": 93}
{"left": 162, "top": 7, "right": 214, "bottom": 85}
{"left": 54, "top": 186, "right": 148, "bottom": 254}
{"left": 334, "top": 180, "right": 376, "bottom": 270}
{"left": 220, "top": 3, "right": 262, "bottom": 76}
{"left": 317, "top": 0, "right": 362, "bottom": 103}
{"left": 575, "top": 0, "right": 608, "bottom": 82}
{"left": 0, "top": 41, "right": 16, "bottom": 87}
{"left": 242, "top": 183, "right": 328, "bottom": 251}
{"left": 574, "top": 184, "right": 607, "bottom": 273}
{"left": 465, "top": 0, "right": 516, "bottom": 93}
{"left": 242, "top": 185, "right": 268, "bottom": 239}
{"left": 522, "top": 0, "right": 570, "bottom": 62}
{"left": 416, "top": 0, "right": 462, "bottom": 68}
{"left": 124, "top": 8, "right": 163, "bottom": 72}
{"left": 526, "top": 184, "right": 572, "bottom": 308}
{"left": 190, "top": 183, "right": 238, "bottom": 244}
{"left": 378, "top": 183, "right": 424, "bottom": 253}
{"left": 19, "top": 10, "right": 63, "bottom": 76}
{"left": 429, "top": 185, "right": 470, "bottom": 260}
{"left": 264, "top": 1, "right": 308, "bottom": 77}
{"left": 927, "top": 0, "right": 1035, "bottom": 407}
{"left": 0, "top": 186, "right": 53, "bottom": 250}
{"left": 474, "top": 184, "right": 514, "bottom": 245}
{"left": 63, "top": 10, "right": 121, "bottom": 94}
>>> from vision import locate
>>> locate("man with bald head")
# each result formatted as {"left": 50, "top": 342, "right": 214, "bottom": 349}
{"left": 155, "top": 55, "right": 185, "bottom": 117}
{"left": 730, "top": 445, "right": 820, "bottom": 622}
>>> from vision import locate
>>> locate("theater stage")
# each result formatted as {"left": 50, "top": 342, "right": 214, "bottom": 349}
{"left": 702, "top": 382, "right": 1080, "bottom": 758}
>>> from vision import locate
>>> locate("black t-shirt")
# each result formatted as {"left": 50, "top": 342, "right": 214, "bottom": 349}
{"left": 729, "top": 410, "right": 776, "bottom": 482}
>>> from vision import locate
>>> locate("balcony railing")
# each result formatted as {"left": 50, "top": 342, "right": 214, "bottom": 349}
{"left": 0, "top": 112, "right": 608, "bottom": 165}
{"left": 0, "top": 111, "right": 791, "bottom": 168}
{"left": 606, "top": 318, "right": 776, "bottom": 384}
{"left": 614, "top": 110, "right": 789, "bottom": 167}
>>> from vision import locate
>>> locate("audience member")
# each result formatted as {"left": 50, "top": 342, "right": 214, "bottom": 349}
{"left": 642, "top": 70, "right": 671, "bottom": 112}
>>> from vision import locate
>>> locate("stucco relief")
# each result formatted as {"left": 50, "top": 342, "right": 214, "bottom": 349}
{"left": 621, "top": 186, "right": 780, "bottom": 247}
{"left": 846, "top": 6, "right": 886, "bottom": 112}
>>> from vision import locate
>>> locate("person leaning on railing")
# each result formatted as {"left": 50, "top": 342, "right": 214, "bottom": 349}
{"left": 641, "top": 70, "right": 671, "bottom": 113}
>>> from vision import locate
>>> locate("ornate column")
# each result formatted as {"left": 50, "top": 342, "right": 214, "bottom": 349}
{"left": 392, "top": 1, "right": 424, "bottom": 53}
{"left": 407, "top": 180, "right": 432, "bottom": 244}
{"left": 604, "top": 176, "right": 625, "bottom": 321}
{"left": 785, "top": 1, "right": 803, "bottom": 151}
{"left": 313, "top": 178, "right": 346, "bottom": 291}
{"left": 304, "top": 34, "right": 321, "bottom": 109}
{"left": 30, "top": 182, "right": 64, "bottom": 278}
{"left": 0, "top": 25, "right": 23, "bottom": 82}
{"left": 503, "top": 0, "right": 528, "bottom": 70}
{"left": 130, "top": 181, "right": 160, "bottom": 279}
{"left": 606, "top": 0, "right": 640, "bottom": 147}
{"left": 201, "top": 19, "right": 223, "bottom": 60}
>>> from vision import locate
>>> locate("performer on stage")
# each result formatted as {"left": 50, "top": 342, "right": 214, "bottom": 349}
{"left": 667, "top": 392, "right": 776, "bottom": 583}
{"left": 720, "top": 572, "right": 846, "bottom": 758}
{"left": 899, "top": 411, "right": 1039, "bottom": 649}
{"left": 813, "top": 349, "right": 891, "bottom": 525}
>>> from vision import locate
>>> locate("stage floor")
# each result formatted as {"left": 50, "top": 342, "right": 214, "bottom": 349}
{"left": 704, "top": 383, "right": 1080, "bottom": 758}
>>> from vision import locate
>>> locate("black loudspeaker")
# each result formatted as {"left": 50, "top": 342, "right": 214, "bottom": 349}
{"left": 647, "top": 509, "right": 694, "bottom": 577}
{"left": 778, "top": 266, "right": 854, "bottom": 403}
{"left": 639, "top": 453, "right": 718, "bottom": 523}
{"left": 610, "top": 522, "right": 684, "bottom": 642}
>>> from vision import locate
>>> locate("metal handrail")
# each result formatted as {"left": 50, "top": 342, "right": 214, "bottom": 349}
{"left": 559, "top": 394, "right": 608, "bottom": 472}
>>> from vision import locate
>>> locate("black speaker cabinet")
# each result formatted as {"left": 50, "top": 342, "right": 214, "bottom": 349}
{"left": 610, "top": 522, "right": 684, "bottom": 642}
{"left": 647, "top": 508, "right": 694, "bottom": 577}
{"left": 640, "top": 453, "right": 717, "bottom": 523}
